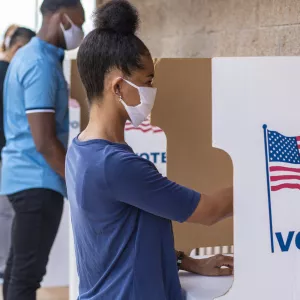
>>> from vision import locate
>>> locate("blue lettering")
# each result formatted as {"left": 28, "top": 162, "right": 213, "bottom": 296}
{"left": 295, "top": 232, "right": 300, "bottom": 249}
{"left": 150, "top": 152, "right": 160, "bottom": 164}
{"left": 140, "top": 153, "right": 150, "bottom": 160}
{"left": 136, "top": 152, "right": 167, "bottom": 164}
{"left": 275, "top": 231, "right": 295, "bottom": 252}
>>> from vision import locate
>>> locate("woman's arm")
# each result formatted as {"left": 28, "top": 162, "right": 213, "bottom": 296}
{"left": 187, "top": 187, "right": 233, "bottom": 225}
{"left": 106, "top": 152, "right": 233, "bottom": 226}
{"left": 177, "top": 251, "right": 233, "bottom": 276}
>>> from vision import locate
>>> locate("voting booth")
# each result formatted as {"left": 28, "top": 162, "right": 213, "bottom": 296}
{"left": 67, "top": 57, "right": 300, "bottom": 300}
{"left": 151, "top": 59, "right": 233, "bottom": 255}
{"left": 211, "top": 57, "right": 300, "bottom": 300}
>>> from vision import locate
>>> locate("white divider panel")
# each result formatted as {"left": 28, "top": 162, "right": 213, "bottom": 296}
{"left": 68, "top": 100, "right": 81, "bottom": 299}
{"left": 42, "top": 203, "right": 70, "bottom": 287}
{"left": 213, "top": 57, "right": 300, "bottom": 300}
{"left": 42, "top": 99, "right": 80, "bottom": 288}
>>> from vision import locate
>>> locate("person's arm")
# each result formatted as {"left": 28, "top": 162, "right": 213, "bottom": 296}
{"left": 23, "top": 60, "right": 66, "bottom": 179}
{"left": 106, "top": 152, "right": 232, "bottom": 225}
{"left": 177, "top": 251, "right": 233, "bottom": 276}
{"left": 187, "top": 187, "right": 233, "bottom": 225}
{"left": 27, "top": 113, "right": 66, "bottom": 178}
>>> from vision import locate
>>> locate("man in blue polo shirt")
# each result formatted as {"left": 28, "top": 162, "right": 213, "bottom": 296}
{"left": 1, "top": 1, "right": 85, "bottom": 299}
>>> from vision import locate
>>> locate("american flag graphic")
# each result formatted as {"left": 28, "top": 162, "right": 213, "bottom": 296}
{"left": 267, "top": 129, "right": 300, "bottom": 192}
{"left": 125, "top": 119, "right": 163, "bottom": 133}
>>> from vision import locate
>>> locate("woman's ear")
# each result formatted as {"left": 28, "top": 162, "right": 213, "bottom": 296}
{"left": 112, "top": 77, "right": 123, "bottom": 98}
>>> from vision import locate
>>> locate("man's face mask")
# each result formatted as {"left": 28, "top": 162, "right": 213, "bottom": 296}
{"left": 60, "top": 14, "right": 84, "bottom": 50}
{"left": 118, "top": 78, "right": 157, "bottom": 128}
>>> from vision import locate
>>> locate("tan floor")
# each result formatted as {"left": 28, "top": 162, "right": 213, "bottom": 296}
{"left": 0, "top": 286, "right": 68, "bottom": 300}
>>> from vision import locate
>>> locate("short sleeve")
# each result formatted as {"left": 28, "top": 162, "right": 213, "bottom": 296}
{"left": 22, "top": 60, "right": 57, "bottom": 114}
{"left": 105, "top": 151, "right": 200, "bottom": 223}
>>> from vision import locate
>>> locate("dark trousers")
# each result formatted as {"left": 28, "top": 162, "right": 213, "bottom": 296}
{"left": 3, "top": 188, "right": 64, "bottom": 300}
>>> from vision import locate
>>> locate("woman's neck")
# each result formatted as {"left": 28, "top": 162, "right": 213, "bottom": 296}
{"left": 80, "top": 102, "right": 126, "bottom": 144}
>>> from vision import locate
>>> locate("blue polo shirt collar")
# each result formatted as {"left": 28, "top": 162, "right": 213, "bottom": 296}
{"left": 32, "top": 37, "right": 65, "bottom": 61}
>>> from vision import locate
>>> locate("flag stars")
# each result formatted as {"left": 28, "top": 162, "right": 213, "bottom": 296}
{"left": 268, "top": 130, "right": 300, "bottom": 164}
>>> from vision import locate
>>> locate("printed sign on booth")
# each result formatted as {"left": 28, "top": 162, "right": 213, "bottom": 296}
{"left": 263, "top": 126, "right": 300, "bottom": 254}
{"left": 125, "top": 118, "right": 167, "bottom": 176}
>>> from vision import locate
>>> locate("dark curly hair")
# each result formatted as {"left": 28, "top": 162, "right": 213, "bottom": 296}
{"left": 77, "top": 0, "right": 150, "bottom": 102}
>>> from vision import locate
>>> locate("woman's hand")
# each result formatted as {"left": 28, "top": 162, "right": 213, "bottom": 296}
{"left": 181, "top": 254, "right": 234, "bottom": 276}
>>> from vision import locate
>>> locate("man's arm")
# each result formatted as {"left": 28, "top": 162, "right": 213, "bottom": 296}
{"left": 22, "top": 61, "right": 66, "bottom": 178}
{"left": 27, "top": 112, "right": 66, "bottom": 179}
{"left": 187, "top": 187, "right": 233, "bottom": 225}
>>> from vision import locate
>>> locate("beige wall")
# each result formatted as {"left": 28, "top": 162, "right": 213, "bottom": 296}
{"left": 97, "top": 0, "right": 300, "bottom": 57}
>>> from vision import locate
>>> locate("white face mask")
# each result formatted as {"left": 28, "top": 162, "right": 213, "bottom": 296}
{"left": 60, "top": 14, "right": 84, "bottom": 50}
{"left": 119, "top": 79, "right": 157, "bottom": 128}
{"left": 4, "top": 36, "right": 11, "bottom": 49}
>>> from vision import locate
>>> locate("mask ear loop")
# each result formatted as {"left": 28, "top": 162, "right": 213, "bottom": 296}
{"left": 118, "top": 77, "right": 139, "bottom": 89}
{"left": 115, "top": 80, "right": 123, "bottom": 103}
{"left": 64, "top": 14, "right": 74, "bottom": 26}
{"left": 116, "top": 78, "right": 139, "bottom": 105}
{"left": 60, "top": 14, "right": 73, "bottom": 32}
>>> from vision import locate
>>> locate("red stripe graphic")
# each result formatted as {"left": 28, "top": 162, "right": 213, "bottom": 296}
{"left": 125, "top": 127, "right": 152, "bottom": 133}
{"left": 271, "top": 183, "right": 300, "bottom": 192}
{"left": 127, "top": 123, "right": 151, "bottom": 128}
{"left": 270, "top": 175, "right": 300, "bottom": 181}
{"left": 125, "top": 120, "right": 163, "bottom": 134}
{"left": 269, "top": 166, "right": 300, "bottom": 174}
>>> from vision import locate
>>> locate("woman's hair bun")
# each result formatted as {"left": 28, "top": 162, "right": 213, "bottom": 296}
{"left": 94, "top": 0, "right": 139, "bottom": 35}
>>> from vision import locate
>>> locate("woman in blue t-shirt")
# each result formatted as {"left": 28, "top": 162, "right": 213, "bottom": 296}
{"left": 66, "top": 1, "right": 234, "bottom": 299}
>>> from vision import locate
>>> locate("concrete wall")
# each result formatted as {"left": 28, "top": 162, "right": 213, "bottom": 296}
{"left": 97, "top": 0, "right": 300, "bottom": 57}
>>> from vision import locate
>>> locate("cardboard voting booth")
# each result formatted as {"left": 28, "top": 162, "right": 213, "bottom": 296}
{"left": 67, "top": 57, "right": 300, "bottom": 300}
{"left": 151, "top": 59, "right": 233, "bottom": 255}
